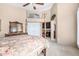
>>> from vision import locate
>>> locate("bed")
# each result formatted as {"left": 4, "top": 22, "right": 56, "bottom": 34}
{"left": 0, "top": 35, "right": 49, "bottom": 56}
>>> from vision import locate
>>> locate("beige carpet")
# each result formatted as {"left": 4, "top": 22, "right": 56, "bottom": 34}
{"left": 40, "top": 39, "right": 79, "bottom": 56}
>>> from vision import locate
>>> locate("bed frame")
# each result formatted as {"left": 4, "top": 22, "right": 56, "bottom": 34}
{"left": 42, "top": 48, "right": 46, "bottom": 56}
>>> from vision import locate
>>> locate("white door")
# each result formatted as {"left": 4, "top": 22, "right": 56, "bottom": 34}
{"left": 27, "top": 22, "right": 41, "bottom": 37}
{"left": 77, "top": 8, "right": 79, "bottom": 48}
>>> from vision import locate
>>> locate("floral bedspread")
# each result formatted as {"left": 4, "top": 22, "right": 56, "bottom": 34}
{"left": 0, "top": 35, "right": 47, "bottom": 56}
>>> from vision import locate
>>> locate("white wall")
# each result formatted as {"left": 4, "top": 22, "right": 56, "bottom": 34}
{"left": 51, "top": 4, "right": 57, "bottom": 41}
{"left": 57, "top": 3, "right": 79, "bottom": 47}
{"left": 0, "top": 4, "right": 26, "bottom": 37}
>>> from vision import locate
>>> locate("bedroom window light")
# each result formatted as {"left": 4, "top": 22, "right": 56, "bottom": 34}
{"left": 27, "top": 22, "right": 41, "bottom": 36}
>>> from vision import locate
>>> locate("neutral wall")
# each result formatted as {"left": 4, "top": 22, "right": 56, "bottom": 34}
{"left": 51, "top": 3, "right": 57, "bottom": 17}
{"left": 57, "top": 3, "right": 79, "bottom": 47}
{"left": 51, "top": 4, "right": 57, "bottom": 41}
{"left": 0, "top": 4, "right": 26, "bottom": 37}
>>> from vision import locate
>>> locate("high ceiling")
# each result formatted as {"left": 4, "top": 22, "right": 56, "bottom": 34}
{"left": 23, "top": 3, "right": 53, "bottom": 12}
{"left": 5, "top": 3, "right": 53, "bottom": 13}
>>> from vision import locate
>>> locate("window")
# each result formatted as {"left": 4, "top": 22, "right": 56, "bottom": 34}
{"left": 27, "top": 22, "right": 41, "bottom": 36}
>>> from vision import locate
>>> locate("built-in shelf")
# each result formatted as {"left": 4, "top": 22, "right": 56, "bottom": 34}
{"left": 42, "top": 22, "right": 51, "bottom": 39}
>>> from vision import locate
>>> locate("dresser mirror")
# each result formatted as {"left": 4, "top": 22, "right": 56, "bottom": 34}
{"left": 9, "top": 21, "right": 23, "bottom": 34}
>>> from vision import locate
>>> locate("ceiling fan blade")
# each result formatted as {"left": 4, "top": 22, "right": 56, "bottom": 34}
{"left": 23, "top": 3, "right": 30, "bottom": 7}
{"left": 33, "top": 6, "right": 36, "bottom": 10}
{"left": 36, "top": 3, "right": 44, "bottom": 5}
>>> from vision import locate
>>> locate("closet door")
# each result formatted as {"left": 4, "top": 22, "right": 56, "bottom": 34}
{"left": 77, "top": 8, "right": 79, "bottom": 48}
{"left": 27, "top": 22, "right": 41, "bottom": 36}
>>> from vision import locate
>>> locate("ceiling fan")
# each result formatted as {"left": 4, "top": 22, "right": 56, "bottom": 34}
{"left": 23, "top": 3, "right": 44, "bottom": 10}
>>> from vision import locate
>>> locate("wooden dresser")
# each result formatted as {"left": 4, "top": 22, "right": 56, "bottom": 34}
{"left": 5, "top": 33, "right": 27, "bottom": 37}
{"left": 5, "top": 21, "right": 27, "bottom": 37}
